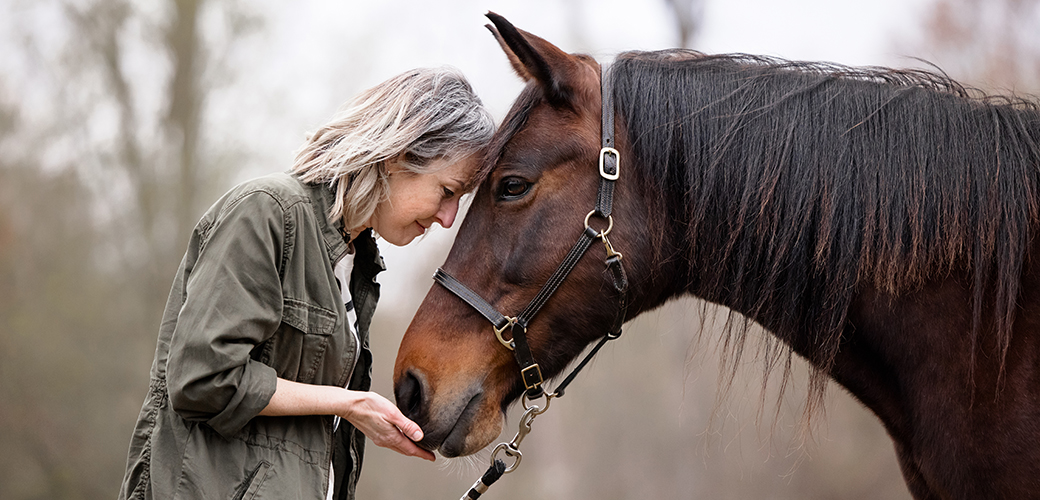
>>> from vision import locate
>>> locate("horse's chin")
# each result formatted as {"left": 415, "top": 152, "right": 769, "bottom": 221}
{"left": 426, "top": 398, "right": 505, "bottom": 458}
{"left": 438, "top": 420, "right": 503, "bottom": 458}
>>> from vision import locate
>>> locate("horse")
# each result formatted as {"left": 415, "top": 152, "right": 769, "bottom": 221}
{"left": 393, "top": 12, "right": 1040, "bottom": 499}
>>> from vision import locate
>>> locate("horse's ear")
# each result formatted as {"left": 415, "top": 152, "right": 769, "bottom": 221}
{"left": 485, "top": 11, "right": 581, "bottom": 107}
{"left": 485, "top": 16, "right": 534, "bottom": 82}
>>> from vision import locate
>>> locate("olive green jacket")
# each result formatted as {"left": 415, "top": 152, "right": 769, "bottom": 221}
{"left": 118, "top": 173, "right": 383, "bottom": 500}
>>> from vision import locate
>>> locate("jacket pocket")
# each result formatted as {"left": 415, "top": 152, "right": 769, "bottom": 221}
{"left": 232, "top": 460, "right": 273, "bottom": 500}
{"left": 265, "top": 299, "right": 338, "bottom": 383}
{"left": 281, "top": 299, "right": 336, "bottom": 335}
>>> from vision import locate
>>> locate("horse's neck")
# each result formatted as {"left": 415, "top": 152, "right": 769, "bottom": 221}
{"left": 629, "top": 134, "right": 839, "bottom": 357}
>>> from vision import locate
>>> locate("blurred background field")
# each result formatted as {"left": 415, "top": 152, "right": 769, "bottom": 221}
{"left": 1, "top": 0, "right": 1037, "bottom": 498}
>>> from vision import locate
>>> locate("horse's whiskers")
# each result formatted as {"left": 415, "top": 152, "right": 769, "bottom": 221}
{"left": 437, "top": 449, "right": 491, "bottom": 478}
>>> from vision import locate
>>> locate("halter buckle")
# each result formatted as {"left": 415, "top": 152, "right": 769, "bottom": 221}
{"left": 520, "top": 363, "right": 544, "bottom": 391}
{"left": 599, "top": 147, "right": 620, "bottom": 180}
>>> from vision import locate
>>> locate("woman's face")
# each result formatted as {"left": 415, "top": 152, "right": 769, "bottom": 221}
{"left": 367, "top": 155, "right": 478, "bottom": 246}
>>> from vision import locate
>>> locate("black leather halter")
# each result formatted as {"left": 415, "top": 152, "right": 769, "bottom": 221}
{"left": 433, "top": 64, "right": 628, "bottom": 400}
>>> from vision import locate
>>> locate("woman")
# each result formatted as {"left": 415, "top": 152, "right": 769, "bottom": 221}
{"left": 118, "top": 67, "right": 495, "bottom": 500}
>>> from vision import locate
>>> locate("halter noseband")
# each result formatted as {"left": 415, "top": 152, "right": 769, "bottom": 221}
{"left": 432, "top": 64, "right": 628, "bottom": 400}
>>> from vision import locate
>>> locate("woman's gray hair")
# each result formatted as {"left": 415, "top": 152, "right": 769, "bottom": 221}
{"left": 292, "top": 66, "right": 495, "bottom": 232}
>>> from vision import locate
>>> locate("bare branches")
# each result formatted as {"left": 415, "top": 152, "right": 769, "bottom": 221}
{"left": 916, "top": 0, "right": 1040, "bottom": 93}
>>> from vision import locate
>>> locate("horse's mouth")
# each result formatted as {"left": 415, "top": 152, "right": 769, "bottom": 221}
{"left": 434, "top": 391, "right": 484, "bottom": 457}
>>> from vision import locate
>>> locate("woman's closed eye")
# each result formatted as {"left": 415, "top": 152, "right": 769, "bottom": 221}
{"left": 442, "top": 186, "right": 456, "bottom": 198}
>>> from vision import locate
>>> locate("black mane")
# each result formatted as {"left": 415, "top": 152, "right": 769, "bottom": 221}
{"left": 611, "top": 50, "right": 1040, "bottom": 403}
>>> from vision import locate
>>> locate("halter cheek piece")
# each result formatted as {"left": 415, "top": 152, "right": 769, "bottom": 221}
{"left": 432, "top": 64, "right": 628, "bottom": 401}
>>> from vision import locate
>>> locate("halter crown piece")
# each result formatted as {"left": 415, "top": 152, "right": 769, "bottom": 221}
{"left": 437, "top": 63, "right": 629, "bottom": 499}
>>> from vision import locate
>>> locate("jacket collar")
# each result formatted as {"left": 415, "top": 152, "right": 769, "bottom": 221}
{"left": 351, "top": 227, "right": 385, "bottom": 279}
{"left": 296, "top": 175, "right": 385, "bottom": 275}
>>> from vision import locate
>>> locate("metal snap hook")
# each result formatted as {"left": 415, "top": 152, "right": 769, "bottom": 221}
{"left": 491, "top": 443, "right": 523, "bottom": 473}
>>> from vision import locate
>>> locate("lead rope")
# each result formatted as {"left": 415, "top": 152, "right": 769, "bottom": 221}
{"left": 461, "top": 459, "right": 507, "bottom": 500}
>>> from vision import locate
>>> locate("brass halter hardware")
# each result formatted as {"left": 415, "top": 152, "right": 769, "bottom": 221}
{"left": 584, "top": 210, "right": 614, "bottom": 237}
{"left": 493, "top": 316, "right": 519, "bottom": 351}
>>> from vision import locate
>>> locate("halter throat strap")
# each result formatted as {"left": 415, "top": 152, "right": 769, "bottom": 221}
{"left": 433, "top": 62, "right": 625, "bottom": 399}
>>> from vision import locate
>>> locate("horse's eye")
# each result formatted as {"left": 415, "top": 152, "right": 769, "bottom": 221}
{"left": 498, "top": 177, "right": 531, "bottom": 200}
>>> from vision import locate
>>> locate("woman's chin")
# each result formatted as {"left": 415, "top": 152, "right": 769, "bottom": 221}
{"left": 378, "top": 232, "right": 412, "bottom": 247}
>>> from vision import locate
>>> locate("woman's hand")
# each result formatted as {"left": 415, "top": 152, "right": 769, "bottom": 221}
{"left": 338, "top": 390, "right": 436, "bottom": 461}
{"left": 259, "top": 378, "right": 435, "bottom": 461}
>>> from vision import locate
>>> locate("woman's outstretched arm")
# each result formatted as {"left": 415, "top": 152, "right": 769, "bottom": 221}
{"left": 259, "top": 377, "right": 435, "bottom": 461}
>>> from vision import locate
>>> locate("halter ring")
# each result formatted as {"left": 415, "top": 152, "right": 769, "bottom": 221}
{"left": 584, "top": 210, "right": 614, "bottom": 237}
{"left": 522, "top": 391, "right": 554, "bottom": 414}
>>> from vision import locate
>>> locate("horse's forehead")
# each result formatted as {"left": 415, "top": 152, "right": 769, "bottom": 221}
{"left": 521, "top": 105, "right": 587, "bottom": 139}
{"left": 501, "top": 101, "right": 599, "bottom": 160}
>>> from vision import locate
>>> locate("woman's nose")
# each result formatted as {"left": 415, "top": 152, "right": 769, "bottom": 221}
{"left": 435, "top": 197, "right": 460, "bottom": 228}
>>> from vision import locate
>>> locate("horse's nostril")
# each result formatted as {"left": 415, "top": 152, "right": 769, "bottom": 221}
{"left": 395, "top": 370, "right": 425, "bottom": 421}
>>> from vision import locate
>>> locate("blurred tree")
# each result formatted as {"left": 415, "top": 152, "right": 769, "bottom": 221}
{"left": 662, "top": 0, "right": 704, "bottom": 49}
{"left": 914, "top": 0, "right": 1040, "bottom": 93}
{"left": 0, "top": 143, "right": 116, "bottom": 499}
{"left": 0, "top": 0, "right": 260, "bottom": 497}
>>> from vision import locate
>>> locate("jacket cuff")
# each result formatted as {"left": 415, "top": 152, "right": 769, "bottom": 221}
{"left": 205, "top": 361, "right": 278, "bottom": 438}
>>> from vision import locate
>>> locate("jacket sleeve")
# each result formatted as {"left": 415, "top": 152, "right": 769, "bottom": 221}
{"left": 166, "top": 190, "right": 285, "bottom": 438}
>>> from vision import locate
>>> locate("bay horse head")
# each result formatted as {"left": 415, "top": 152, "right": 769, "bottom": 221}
{"left": 393, "top": 12, "right": 655, "bottom": 458}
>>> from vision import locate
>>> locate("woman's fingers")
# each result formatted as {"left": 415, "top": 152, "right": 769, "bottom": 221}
{"left": 386, "top": 425, "right": 436, "bottom": 461}
{"left": 393, "top": 415, "right": 424, "bottom": 442}
{"left": 341, "top": 390, "right": 436, "bottom": 461}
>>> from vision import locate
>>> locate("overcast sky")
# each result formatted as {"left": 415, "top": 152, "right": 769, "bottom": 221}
{"left": 254, "top": 0, "right": 934, "bottom": 124}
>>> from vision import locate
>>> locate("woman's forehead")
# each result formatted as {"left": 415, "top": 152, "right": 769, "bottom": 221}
{"left": 425, "top": 153, "right": 483, "bottom": 191}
